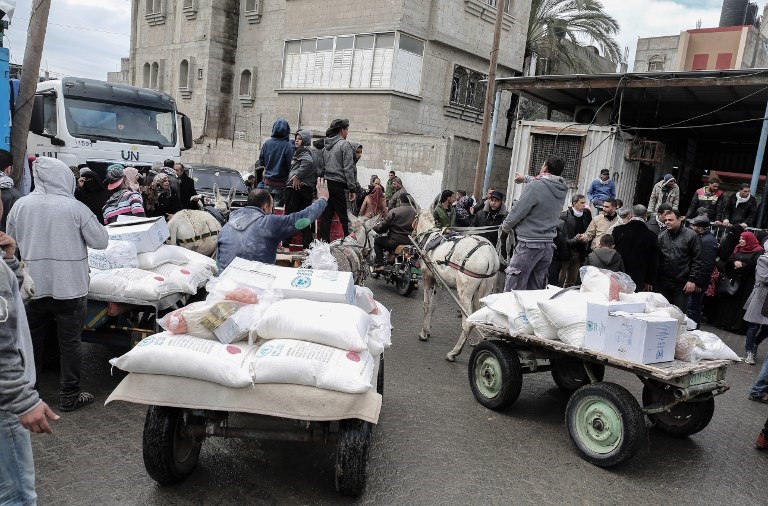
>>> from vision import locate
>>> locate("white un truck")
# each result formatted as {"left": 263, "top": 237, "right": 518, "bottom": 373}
{"left": 28, "top": 77, "right": 193, "bottom": 177}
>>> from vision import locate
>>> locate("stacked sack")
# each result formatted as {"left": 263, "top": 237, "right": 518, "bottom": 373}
{"left": 109, "top": 262, "right": 392, "bottom": 394}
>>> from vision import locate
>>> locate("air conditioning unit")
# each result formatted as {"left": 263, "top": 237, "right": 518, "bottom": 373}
{"left": 573, "top": 105, "right": 611, "bottom": 125}
{"left": 625, "top": 139, "right": 665, "bottom": 164}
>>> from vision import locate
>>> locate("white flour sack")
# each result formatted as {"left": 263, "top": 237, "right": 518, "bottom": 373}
{"left": 136, "top": 245, "right": 188, "bottom": 270}
{"left": 109, "top": 333, "right": 259, "bottom": 387}
{"left": 250, "top": 339, "right": 375, "bottom": 393}
{"left": 255, "top": 299, "right": 371, "bottom": 352}
{"left": 467, "top": 307, "right": 510, "bottom": 329}
{"left": 514, "top": 288, "right": 562, "bottom": 340}
{"left": 367, "top": 300, "right": 392, "bottom": 356}
{"left": 88, "top": 240, "right": 138, "bottom": 270}
{"left": 538, "top": 291, "right": 606, "bottom": 346}
{"left": 164, "top": 245, "right": 219, "bottom": 274}
{"left": 89, "top": 268, "right": 182, "bottom": 300}
{"left": 480, "top": 292, "right": 531, "bottom": 336}
{"left": 149, "top": 262, "right": 212, "bottom": 294}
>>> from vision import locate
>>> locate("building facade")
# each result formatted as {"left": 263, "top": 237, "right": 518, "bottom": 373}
{"left": 112, "top": 0, "right": 532, "bottom": 206}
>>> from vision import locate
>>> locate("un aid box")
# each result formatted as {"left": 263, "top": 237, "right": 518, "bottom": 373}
{"left": 218, "top": 257, "right": 356, "bottom": 304}
{"left": 600, "top": 312, "right": 678, "bottom": 364}
{"left": 585, "top": 300, "right": 646, "bottom": 351}
{"left": 106, "top": 216, "right": 170, "bottom": 253}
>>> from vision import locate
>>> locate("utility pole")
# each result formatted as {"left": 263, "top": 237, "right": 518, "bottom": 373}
{"left": 472, "top": 0, "right": 506, "bottom": 199}
{"left": 11, "top": 0, "right": 51, "bottom": 186}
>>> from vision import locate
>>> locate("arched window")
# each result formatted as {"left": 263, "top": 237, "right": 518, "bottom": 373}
{"left": 647, "top": 55, "right": 665, "bottom": 72}
{"left": 150, "top": 62, "right": 159, "bottom": 89}
{"left": 179, "top": 59, "right": 189, "bottom": 88}
{"left": 239, "top": 69, "right": 252, "bottom": 96}
{"left": 142, "top": 63, "right": 151, "bottom": 88}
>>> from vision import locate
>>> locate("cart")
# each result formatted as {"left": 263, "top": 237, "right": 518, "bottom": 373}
{"left": 105, "top": 353, "right": 384, "bottom": 496}
{"left": 468, "top": 323, "right": 732, "bottom": 467}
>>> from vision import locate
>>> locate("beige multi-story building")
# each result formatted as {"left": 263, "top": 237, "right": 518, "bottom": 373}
{"left": 111, "top": 0, "right": 532, "bottom": 206}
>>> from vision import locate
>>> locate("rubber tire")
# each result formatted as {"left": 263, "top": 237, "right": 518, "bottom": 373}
{"left": 551, "top": 359, "right": 606, "bottom": 393}
{"left": 376, "top": 354, "right": 384, "bottom": 396}
{"left": 395, "top": 276, "right": 414, "bottom": 296}
{"left": 335, "top": 419, "right": 372, "bottom": 496}
{"left": 642, "top": 383, "right": 715, "bottom": 438}
{"left": 565, "top": 382, "right": 645, "bottom": 468}
{"left": 468, "top": 340, "right": 523, "bottom": 410}
{"left": 143, "top": 406, "right": 203, "bottom": 485}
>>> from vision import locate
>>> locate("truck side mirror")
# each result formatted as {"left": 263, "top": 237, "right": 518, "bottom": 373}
{"left": 180, "top": 114, "right": 193, "bottom": 150}
{"left": 30, "top": 95, "right": 45, "bottom": 134}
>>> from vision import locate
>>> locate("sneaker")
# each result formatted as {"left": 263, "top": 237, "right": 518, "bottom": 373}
{"left": 757, "top": 431, "right": 768, "bottom": 450}
{"left": 60, "top": 392, "right": 94, "bottom": 412}
{"left": 745, "top": 351, "right": 756, "bottom": 365}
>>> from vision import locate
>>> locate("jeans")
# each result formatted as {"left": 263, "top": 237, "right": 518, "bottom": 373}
{"left": 374, "top": 235, "right": 401, "bottom": 266}
{"left": 282, "top": 185, "right": 315, "bottom": 248}
{"left": 0, "top": 410, "right": 36, "bottom": 506}
{"left": 318, "top": 180, "right": 350, "bottom": 242}
{"left": 749, "top": 351, "right": 768, "bottom": 398}
{"left": 745, "top": 323, "right": 768, "bottom": 354}
{"left": 659, "top": 284, "right": 688, "bottom": 314}
{"left": 26, "top": 296, "right": 88, "bottom": 405}
{"left": 686, "top": 290, "right": 705, "bottom": 327}
{"left": 263, "top": 184, "right": 286, "bottom": 208}
{"left": 504, "top": 241, "right": 554, "bottom": 291}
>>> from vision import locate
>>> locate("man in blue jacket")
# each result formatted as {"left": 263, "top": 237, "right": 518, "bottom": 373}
{"left": 217, "top": 178, "right": 329, "bottom": 270}
{"left": 586, "top": 168, "right": 616, "bottom": 210}
{"left": 257, "top": 118, "right": 295, "bottom": 207}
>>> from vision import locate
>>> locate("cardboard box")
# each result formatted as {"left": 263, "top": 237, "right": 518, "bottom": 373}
{"left": 601, "top": 312, "right": 677, "bottom": 364}
{"left": 219, "top": 257, "right": 356, "bottom": 304}
{"left": 585, "top": 301, "right": 646, "bottom": 351}
{"left": 106, "top": 217, "right": 170, "bottom": 253}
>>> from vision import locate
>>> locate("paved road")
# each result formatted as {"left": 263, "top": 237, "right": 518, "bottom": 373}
{"left": 31, "top": 282, "right": 767, "bottom": 505}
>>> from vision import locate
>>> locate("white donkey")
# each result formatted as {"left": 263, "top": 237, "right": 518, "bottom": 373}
{"left": 167, "top": 209, "right": 222, "bottom": 257}
{"left": 415, "top": 209, "right": 500, "bottom": 361}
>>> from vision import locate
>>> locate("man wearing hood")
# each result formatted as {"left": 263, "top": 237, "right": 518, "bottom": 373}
{"left": 283, "top": 129, "right": 319, "bottom": 249}
{"left": 0, "top": 149, "right": 21, "bottom": 233}
{"left": 502, "top": 155, "right": 569, "bottom": 291}
{"left": 257, "top": 118, "right": 294, "bottom": 207}
{"left": 218, "top": 179, "right": 329, "bottom": 270}
{"left": 585, "top": 234, "right": 625, "bottom": 272}
{"left": 7, "top": 158, "right": 109, "bottom": 412}
{"left": 319, "top": 118, "right": 356, "bottom": 241}
{"left": 75, "top": 168, "right": 111, "bottom": 224}
{"left": 648, "top": 174, "right": 679, "bottom": 214}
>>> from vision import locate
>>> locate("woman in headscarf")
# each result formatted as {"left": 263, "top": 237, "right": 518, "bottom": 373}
{"left": 75, "top": 169, "right": 112, "bottom": 224}
{"left": 454, "top": 195, "right": 475, "bottom": 227}
{"left": 717, "top": 231, "right": 763, "bottom": 334}
{"left": 358, "top": 184, "right": 387, "bottom": 220}
{"left": 102, "top": 164, "right": 146, "bottom": 224}
{"left": 146, "top": 173, "right": 181, "bottom": 219}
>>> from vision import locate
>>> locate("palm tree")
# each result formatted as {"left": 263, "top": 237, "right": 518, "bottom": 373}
{"left": 525, "top": 0, "right": 621, "bottom": 75}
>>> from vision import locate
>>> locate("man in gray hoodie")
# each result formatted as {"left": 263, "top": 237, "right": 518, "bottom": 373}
{"left": 283, "top": 129, "right": 319, "bottom": 249}
{"left": 0, "top": 232, "right": 59, "bottom": 505}
{"left": 319, "top": 118, "right": 356, "bottom": 241}
{"left": 8, "top": 157, "right": 109, "bottom": 412}
{"left": 502, "top": 155, "right": 569, "bottom": 291}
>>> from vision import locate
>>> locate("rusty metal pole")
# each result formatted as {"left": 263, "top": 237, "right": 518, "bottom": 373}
{"left": 472, "top": 0, "right": 506, "bottom": 199}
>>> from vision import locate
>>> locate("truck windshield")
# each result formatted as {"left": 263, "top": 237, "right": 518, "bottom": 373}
{"left": 193, "top": 169, "right": 248, "bottom": 193}
{"left": 63, "top": 98, "right": 177, "bottom": 147}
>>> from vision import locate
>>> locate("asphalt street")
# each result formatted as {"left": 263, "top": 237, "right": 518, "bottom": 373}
{"left": 30, "top": 280, "right": 767, "bottom": 505}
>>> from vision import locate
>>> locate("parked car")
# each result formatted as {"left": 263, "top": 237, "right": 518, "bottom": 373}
{"left": 185, "top": 164, "right": 249, "bottom": 209}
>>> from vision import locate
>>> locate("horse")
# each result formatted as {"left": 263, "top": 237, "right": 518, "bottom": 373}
{"left": 414, "top": 208, "right": 500, "bottom": 361}
{"left": 166, "top": 209, "right": 222, "bottom": 257}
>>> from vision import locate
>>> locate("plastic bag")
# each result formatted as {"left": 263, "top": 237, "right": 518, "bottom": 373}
{"left": 354, "top": 286, "right": 376, "bottom": 313}
{"left": 88, "top": 241, "right": 138, "bottom": 270}
{"left": 206, "top": 277, "right": 261, "bottom": 304}
{"left": 158, "top": 300, "right": 250, "bottom": 342}
{"left": 302, "top": 240, "right": 338, "bottom": 271}
{"left": 690, "top": 330, "right": 741, "bottom": 362}
{"left": 675, "top": 331, "right": 704, "bottom": 362}
{"left": 619, "top": 292, "right": 670, "bottom": 312}
{"left": 580, "top": 266, "right": 636, "bottom": 301}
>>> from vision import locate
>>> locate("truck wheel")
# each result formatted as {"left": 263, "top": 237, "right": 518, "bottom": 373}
{"left": 376, "top": 354, "right": 384, "bottom": 396}
{"left": 468, "top": 340, "right": 522, "bottom": 410}
{"left": 642, "top": 383, "right": 715, "bottom": 437}
{"left": 551, "top": 359, "right": 605, "bottom": 393}
{"left": 335, "top": 419, "right": 372, "bottom": 496}
{"left": 566, "top": 382, "right": 645, "bottom": 467}
{"left": 143, "top": 406, "right": 203, "bottom": 485}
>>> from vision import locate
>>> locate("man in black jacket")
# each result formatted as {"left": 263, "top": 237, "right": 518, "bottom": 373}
{"left": 174, "top": 163, "right": 201, "bottom": 210}
{"left": 687, "top": 215, "right": 718, "bottom": 328}
{"left": 723, "top": 183, "right": 758, "bottom": 228}
{"left": 613, "top": 204, "right": 658, "bottom": 291}
{"left": 559, "top": 194, "right": 592, "bottom": 287}
{"left": 0, "top": 150, "right": 21, "bottom": 233}
{"left": 372, "top": 194, "right": 417, "bottom": 271}
{"left": 658, "top": 210, "right": 705, "bottom": 312}
{"left": 474, "top": 190, "right": 507, "bottom": 247}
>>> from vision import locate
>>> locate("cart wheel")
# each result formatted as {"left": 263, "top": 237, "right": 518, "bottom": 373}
{"left": 376, "top": 354, "right": 384, "bottom": 396}
{"left": 468, "top": 340, "right": 522, "bottom": 410}
{"left": 143, "top": 406, "right": 203, "bottom": 485}
{"left": 551, "top": 359, "right": 605, "bottom": 393}
{"left": 642, "top": 383, "right": 715, "bottom": 438}
{"left": 396, "top": 276, "right": 414, "bottom": 296}
{"left": 335, "top": 418, "right": 372, "bottom": 496}
{"left": 565, "top": 382, "right": 645, "bottom": 467}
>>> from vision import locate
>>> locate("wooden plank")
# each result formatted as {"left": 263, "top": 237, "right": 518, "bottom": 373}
{"left": 497, "top": 74, "right": 768, "bottom": 92}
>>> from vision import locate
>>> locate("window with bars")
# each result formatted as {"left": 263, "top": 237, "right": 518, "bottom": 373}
{"left": 485, "top": 0, "right": 511, "bottom": 13}
{"left": 529, "top": 134, "right": 583, "bottom": 186}
{"left": 450, "top": 65, "right": 487, "bottom": 110}
{"left": 281, "top": 32, "right": 423, "bottom": 95}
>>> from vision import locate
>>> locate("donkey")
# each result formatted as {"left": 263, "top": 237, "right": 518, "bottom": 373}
{"left": 415, "top": 209, "right": 500, "bottom": 361}
{"left": 166, "top": 209, "right": 222, "bottom": 257}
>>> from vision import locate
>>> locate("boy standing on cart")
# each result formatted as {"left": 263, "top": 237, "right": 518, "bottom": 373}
{"left": 502, "top": 155, "right": 568, "bottom": 291}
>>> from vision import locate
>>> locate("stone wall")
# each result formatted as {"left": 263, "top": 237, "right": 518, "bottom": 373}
{"left": 632, "top": 35, "right": 680, "bottom": 72}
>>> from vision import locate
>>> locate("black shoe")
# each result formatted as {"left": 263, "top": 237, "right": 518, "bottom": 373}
{"left": 60, "top": 391, "right": 95, "bottom": 412}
